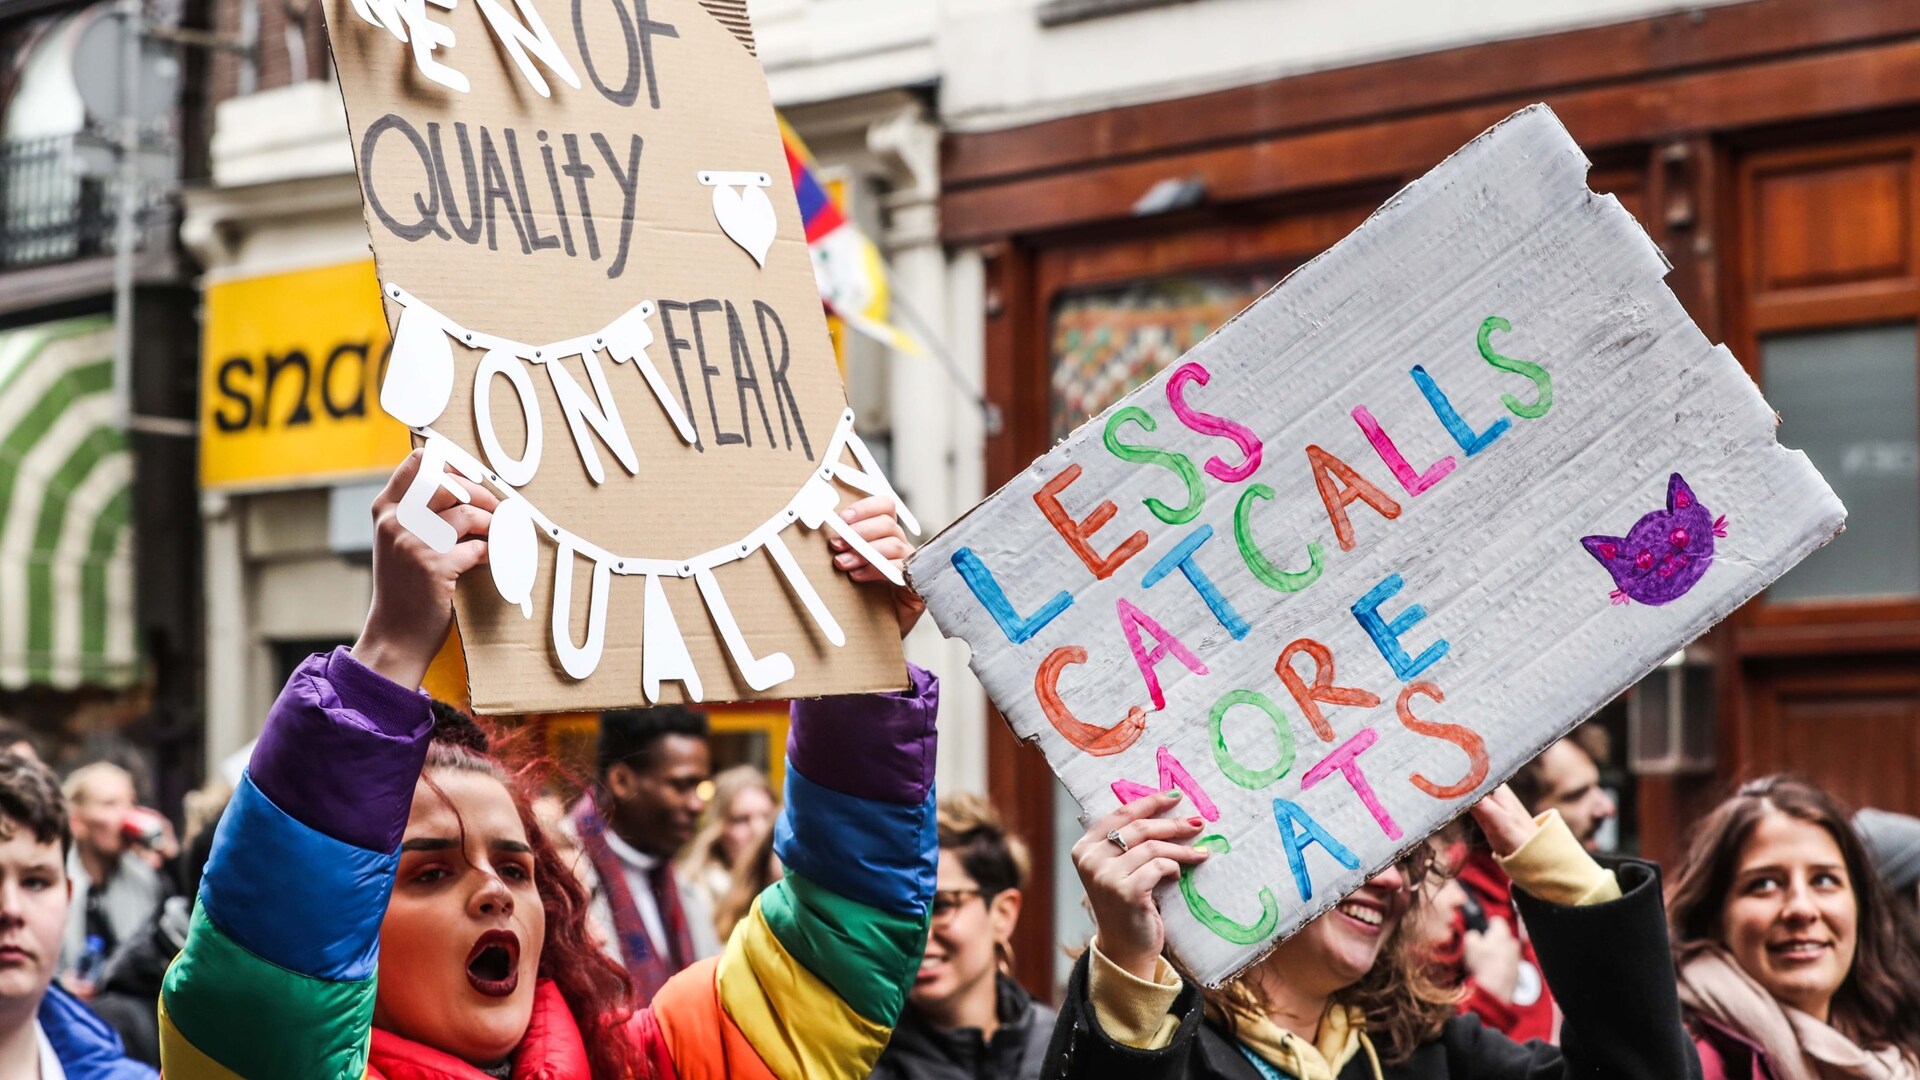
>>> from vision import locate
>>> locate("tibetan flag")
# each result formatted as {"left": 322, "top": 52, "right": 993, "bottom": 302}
{"left": 778, "top": 114, "right": 926, "bottom": 357}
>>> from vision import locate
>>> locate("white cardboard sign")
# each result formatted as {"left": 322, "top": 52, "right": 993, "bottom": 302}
{"left": 906, "top": 105, "right": 1846, "bottom": 987}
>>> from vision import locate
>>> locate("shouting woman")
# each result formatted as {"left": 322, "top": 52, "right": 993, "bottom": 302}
{"left": 156, "top": 450, "right": 939, "bottom": 1080}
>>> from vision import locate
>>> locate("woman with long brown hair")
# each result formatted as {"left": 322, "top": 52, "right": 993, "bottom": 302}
{"left": 1043, "top": 783, "right": 1697, "bottom": 1080}
{"left": 1668, "top": 775, "right": 1920, "bottom": 1080}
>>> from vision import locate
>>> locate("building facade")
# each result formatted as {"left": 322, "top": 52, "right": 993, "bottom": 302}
{"left": 940, "top": 0, "right": 1920, "bottom": 997}
{"left": 0, "top": 0, "right": 204, "bottom": 806}
{"left": 756, "top": 0, "right": 990, "bottom": 794}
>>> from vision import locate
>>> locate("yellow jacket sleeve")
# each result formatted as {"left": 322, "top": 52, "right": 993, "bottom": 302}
{"left": 1087, "top": 940, "right": 1185, "bottom": 1050}
{"left": 1498, "top": 809, "right": 1621, "bottom": 906}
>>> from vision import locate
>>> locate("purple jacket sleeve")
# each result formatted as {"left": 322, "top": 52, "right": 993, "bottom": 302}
{"left": 248, "top": 645, "right": 434, "bottom": 853}
{"left": 785, "top": 663, "right": 938, "bottom": 806}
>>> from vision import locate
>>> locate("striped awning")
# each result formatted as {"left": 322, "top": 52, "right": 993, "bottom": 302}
{"left": 0, "top": 315, "right": 137, "bottom": 690}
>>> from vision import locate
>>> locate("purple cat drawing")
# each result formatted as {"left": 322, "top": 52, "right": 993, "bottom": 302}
{"left": 1581, "top": 473, "right": 1728, "bottom": 606}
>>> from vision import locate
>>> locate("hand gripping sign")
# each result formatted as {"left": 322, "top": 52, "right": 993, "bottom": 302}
{"left": 322, "top": 0, "right": 913, "bottom": 711}
{"left": 907, "top": 106, "right": 1846, "bottom": 987}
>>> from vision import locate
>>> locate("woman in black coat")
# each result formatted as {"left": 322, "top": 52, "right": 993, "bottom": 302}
{"left": 1043, "top": 785, "right": 1699, "bottom": 1080}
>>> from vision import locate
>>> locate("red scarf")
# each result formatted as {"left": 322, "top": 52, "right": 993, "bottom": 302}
{"left": 570, "top": 796, "right": 695, "bottom": 1005}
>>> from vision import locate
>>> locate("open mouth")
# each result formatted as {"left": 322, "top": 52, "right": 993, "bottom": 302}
{"left": 1336, "top": 899, "right": 1387, "bottom": 932}
{"left": 465, "top": 930, "right": 521, "bottom": 997}
{"left": 1767, "top": 939, "right": 1831, "bottom": 962}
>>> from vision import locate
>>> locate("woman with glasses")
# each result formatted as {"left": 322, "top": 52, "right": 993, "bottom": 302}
{"left": 1043, "top": 784, "right": 1698, "bottom": 1080}
{"left": 870, "top": 794, "right": 1054, "bottom": 1080}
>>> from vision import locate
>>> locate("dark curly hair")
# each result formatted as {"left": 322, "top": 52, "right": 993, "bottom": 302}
{"left": 596, "top": 705, "right": 708, "bottom": 776}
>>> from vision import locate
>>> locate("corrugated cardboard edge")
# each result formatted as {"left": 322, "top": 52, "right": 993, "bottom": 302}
{"left": 699, "top": 0, "right": 756, "bottom": 55}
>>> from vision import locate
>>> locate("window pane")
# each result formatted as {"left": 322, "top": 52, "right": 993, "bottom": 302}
{"left": 1050, "top": 271, "right": 1278, "bottom": 438}
{"left": 1762, "top": 324, "right": 1920, "bottom": 602}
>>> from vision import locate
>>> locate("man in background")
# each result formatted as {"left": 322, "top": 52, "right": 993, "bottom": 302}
{"left": 570, "top": 705, "right": 722, "bottom": 1003}
{"left": 1454, "top": 734, "right": 1617, "bottom": 1042}
{"left": 58, "top": 764, "right": 165, "bottom": 994}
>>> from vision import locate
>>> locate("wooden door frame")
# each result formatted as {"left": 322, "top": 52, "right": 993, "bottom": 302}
{"left": 1722, "top": 131, "right": 1920, "bottom": 654}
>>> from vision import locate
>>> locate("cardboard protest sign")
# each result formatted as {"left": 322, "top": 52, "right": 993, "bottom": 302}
{"left": 907, "top": 105, "right": 1846, "bottom": 987}
{"left": 319, "top": 0, "right": 911, "bottom": 712}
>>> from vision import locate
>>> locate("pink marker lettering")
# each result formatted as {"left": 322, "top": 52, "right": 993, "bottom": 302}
{"left": 1352, "top": 405, "right": 1455, "bottom": 497}
{"left": 1111, "top": 746, "right": 1221, "bottom": 822}
{"left": 1301, "top": 728, "right": 1402, "bottom": 840}
{"left": 1117, "top": 597, "right": 1209, "bottom": 710}
{"left": 1168, "top": 362, "right": 1263, "bottom": 484}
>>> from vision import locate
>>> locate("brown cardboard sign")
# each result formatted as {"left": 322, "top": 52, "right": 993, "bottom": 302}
{"left": 319, "top": 0, "right": 908, "bottom": 712}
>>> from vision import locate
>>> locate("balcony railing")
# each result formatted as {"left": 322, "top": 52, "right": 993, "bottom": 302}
{"left": 0, "top": 133, "right": 149, "bottom": 270}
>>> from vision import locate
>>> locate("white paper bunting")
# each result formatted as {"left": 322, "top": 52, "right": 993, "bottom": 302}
{"left": 487, "top": 496, "right": 539, "bottom": 618}
{"left": 382, "top": 303, "right": 457, "bottom": 429}
{"left": 384, "top": 286, "right": 696, "bottom": 460}
{"left": 380, "top": 280, "right": 917, "bottom": 699}
{"left": 642, "top": 574, "right": 703, "bottom": 702}
{"left": 700, "top": 171, "right": 777, "bottom": 268}
{"left": 473, "top": 349, "right": 545, "bottom": 487}
{"left": 599, "top": 302, "right": 698, "bottom": 446}
{"left": 545, "top": 349, "right": 638, "bottom": 485}
{"left": 550, "top": 537, "right": 611, "bottom": 680}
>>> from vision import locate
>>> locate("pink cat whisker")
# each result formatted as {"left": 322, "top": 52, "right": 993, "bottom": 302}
{"left": 1582, "top": 473, "right": 1721, "bottom": 607}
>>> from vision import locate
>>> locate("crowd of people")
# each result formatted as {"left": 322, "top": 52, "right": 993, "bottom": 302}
{"left": 0, "top": 451, "right": 1915, "bottom": 1079}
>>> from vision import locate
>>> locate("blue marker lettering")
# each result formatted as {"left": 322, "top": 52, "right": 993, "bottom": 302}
{"left": 1271, "top": 797, "right": 1360, "bottom": 901}
{"left": 1412, "top": 365, "right": 1510, "bottom": 456}
{"left": 1351, "top": 573, "right": 1449, "bottom": 681}
{"left": 952, "top": 547, "right": 1073, "bottom": 644}
{"left": 1141, "top": 525, "right": 1250, "bottom": 640}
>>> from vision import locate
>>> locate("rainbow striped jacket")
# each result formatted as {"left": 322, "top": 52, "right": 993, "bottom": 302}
{"left": 159, "top": 646, "right": 939, "bottom": 1079}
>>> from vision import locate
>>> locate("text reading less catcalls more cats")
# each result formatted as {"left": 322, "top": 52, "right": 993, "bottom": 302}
{"left": 951, "top": 316, "right": 1554, "bottom": 944}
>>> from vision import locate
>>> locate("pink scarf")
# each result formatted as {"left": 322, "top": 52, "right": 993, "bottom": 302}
{"left": 1678, "top": 948, "right": 1917, "bottom": 1080}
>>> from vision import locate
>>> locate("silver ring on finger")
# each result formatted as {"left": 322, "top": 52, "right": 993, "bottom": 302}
{"left": 1106, "top": 828, "right": 1130, "bottom": 854}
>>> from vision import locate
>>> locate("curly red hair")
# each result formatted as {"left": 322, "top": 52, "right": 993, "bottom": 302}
{"left": 422, "top": 713, "right": 645, "bottom": 1080}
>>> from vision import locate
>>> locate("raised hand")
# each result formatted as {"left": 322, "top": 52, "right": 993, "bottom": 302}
{"left": 350, "top": 449, "right": 498, "bottom": 689}
{"left": 831, "top": 495, "right": 926, "bottom": 638}
{"left": 1468, "top": 784, "right": 1539, "bottom": 858}
{"left": 1070, "top": 791, "right": 1210, "bottom": 981}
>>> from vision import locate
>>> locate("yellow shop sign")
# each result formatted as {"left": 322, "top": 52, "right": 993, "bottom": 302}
{"left": 200, "top": 260, "right": 412, "bottom": 490}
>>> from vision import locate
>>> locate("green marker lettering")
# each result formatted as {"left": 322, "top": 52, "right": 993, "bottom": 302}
{"left": 1234, "top": 483, "right": 1325, "bottom": 593}
{"left": 1479, "top": 316, "right": 1552, "bottom": 420}
{"left": 1104, "top": 406, "right": 1206, "bottom": 525}
{"left": 1181, "top": 834, "right": 1280, "bottom": 945}
{"left": 1209, "top": 689, "right": 1295, "bottom": 790}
